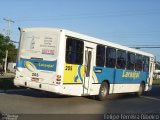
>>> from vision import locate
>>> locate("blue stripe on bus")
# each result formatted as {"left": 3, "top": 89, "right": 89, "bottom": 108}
{"left": 93, "top": 67, "right": 148, "bottom": 84}
{"left": 16, "top": 58, "right": 57, "bottom": 72}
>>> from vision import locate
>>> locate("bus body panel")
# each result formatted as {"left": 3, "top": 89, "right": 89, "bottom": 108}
{"left": 93, "top": 66, "right": 149, "bottom": 93}
{"left": 14, "top": 28, "right": 62, "bottom": 93}
{"left": 63, "top": 64, "right": 86, "bottom": 84}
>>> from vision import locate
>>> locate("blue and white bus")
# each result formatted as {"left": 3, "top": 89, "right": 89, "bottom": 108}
{"left": 14, "top": 28, "right": 155, "bottom": 100}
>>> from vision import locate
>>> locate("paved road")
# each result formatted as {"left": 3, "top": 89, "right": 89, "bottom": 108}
{"left": 0, "top": 85, "right": 160, "bottom": 120}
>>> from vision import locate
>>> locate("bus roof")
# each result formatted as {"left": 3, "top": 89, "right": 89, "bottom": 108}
{"left": 22, "top": 27, "right": 154, "bottom": 58}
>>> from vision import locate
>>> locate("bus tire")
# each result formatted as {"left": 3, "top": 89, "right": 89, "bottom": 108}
{"left": 98, "top": 82, "right": 109, "bottom": 101}
{"left": 136, "top": 83, "right": 145, "bottom": 96}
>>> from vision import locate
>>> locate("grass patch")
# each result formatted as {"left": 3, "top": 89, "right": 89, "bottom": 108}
{"left": 153, "top": 79, "right": 160, "bottom": 85}
{"left": 0, "top": 78, "right": 20, "bottom": 90}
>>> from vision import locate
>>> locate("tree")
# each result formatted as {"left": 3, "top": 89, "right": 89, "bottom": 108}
{"left": 0, "top": 34, "right": 17, "bottom": 64}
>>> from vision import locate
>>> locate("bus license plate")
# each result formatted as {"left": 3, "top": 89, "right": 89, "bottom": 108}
{"left": 31, "top": 78, "right": 39, "bottom": 82}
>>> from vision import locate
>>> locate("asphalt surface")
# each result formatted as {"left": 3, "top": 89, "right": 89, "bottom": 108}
{"left": 0, "top": 85, "right": 160, "bottom": 120}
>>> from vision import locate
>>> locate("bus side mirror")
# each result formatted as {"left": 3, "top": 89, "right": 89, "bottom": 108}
{"left": 18, "top": 27, "right": 21, "bottom": 31}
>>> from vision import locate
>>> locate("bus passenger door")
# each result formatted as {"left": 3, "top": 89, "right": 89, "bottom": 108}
{"left": 83, "top": 47, "right": 93, "bottom": 95}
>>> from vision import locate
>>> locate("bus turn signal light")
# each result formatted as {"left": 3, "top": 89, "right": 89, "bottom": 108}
{"left": 57, "top": 75, "right": 61, "bottom": 78}
{"left": 56, "top": 75, "right": 61, "bottom": 81}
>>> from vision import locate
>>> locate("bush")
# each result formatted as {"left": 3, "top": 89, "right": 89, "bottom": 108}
{"left": 153, "top": 79, "right": 160, "bottom": 85}
{"left": 0, "top": 78, "right": 19, "bottom": 90}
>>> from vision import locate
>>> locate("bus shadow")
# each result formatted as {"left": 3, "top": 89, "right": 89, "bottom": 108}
{"left": 5, "top": 89, "right": 73, "bottom": 99}
{"left": 6, "top": 88, "right": 156, "bottom": 100}
{"left": 143, "top": 85, "right": 160, "bottom": 98}
{"left": 86, "top": 93, "right": 138, "bottom": 101}
{"left": 107, "top": 93, "right": 138, "bottom": 100}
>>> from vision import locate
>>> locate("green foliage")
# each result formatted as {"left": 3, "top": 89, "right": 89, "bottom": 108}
{"left": 0, "top": 78, "right": 20, "bottom": 90}
{"left": 0, "top": 34, "right": 17, "bottom": 63}
{"left": 156, "top": 61, "right": 160, "bottom": 70}
{"left": 153, "top": 79, "right": 160, "bottom": 85}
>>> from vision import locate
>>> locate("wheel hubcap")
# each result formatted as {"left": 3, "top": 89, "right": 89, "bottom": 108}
{"left": 101, "top": 87, "right": 107, "bottom": 97}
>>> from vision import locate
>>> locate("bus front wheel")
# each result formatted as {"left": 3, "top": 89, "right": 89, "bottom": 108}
{"left": 98, "top": 82, "right": 109, "bottom": 101}
{"left": 136, "top": 83, "right": 145, "bottom": 96}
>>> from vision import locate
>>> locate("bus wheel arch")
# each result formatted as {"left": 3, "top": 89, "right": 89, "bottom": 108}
{"left": 103, "top": 80, "right": 110, "bottom": 90}
{"left": 136, "top": 81, "right": 145, "bottom": 96}
{"left": 98, "top": 80, "right": 110, "bottom": 101}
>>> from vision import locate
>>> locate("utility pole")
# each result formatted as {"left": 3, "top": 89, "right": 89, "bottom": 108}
{"left": 3, "top": 18, "right": 15, "bottom": 37}
{"left": 3, "top": 18, "right": 14, "bottom": 73}
{"left": 4, "top": 50, "right": 8, "bottom": 73}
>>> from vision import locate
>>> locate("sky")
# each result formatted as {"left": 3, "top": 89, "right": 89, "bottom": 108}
{"left": 0, "top": 0, "right": 160, "bottom": 61}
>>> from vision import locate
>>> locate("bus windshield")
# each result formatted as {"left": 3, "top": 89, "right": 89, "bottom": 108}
{"left": 19, "top": 31, "right": 58, "bottom": 60}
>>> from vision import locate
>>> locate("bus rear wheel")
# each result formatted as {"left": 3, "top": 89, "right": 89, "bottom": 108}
{"left": 98, "top": 82, "right": 109, "bottom": 101}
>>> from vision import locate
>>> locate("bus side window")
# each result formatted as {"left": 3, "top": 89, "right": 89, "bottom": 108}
{"left": 106, "top": 47, "right": 116, "bottom": 68}
{"left": 96, "top": 45, "right": 105, "bottom": 67}
{"left": 143, "top": 57, "right": 149, "bottom": 72}
{"left": 65, "top": 38, "right": 84, "bottom": 65}
{"left": 127, "top": 52, "right": 135, "bottom": 70}
{"left": 135, "top": 54, "right": 143, "bottom": 71}
{"left": 117, "top": 50, "right": 126, "bottom": 69}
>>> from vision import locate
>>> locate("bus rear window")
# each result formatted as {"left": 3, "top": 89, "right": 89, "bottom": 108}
{"left": 20, "top": 31, "right": 58, "bottom": 59}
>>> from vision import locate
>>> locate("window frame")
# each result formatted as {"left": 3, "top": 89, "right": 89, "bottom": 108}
{"left": 116, "top": 49, "right": 126, "bottom": 69}
{"left": 127, "top": 52, "right": 135, "bottom": 70}
{"left": 96, "top": 45, "right": 105, "bottom": 67}
{"left": 106, "top": 47, "right": 117, "bottom": 68}
{"left": 135, "top": 54, "right": 143, "bottom": 71}
{"left": 65, "top": 37, "right": 84, "bottom": 65}
{"left": 143, "top": 56, "right": 149, "bottom": 72}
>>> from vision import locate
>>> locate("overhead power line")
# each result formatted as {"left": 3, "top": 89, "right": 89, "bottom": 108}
{"left": 10, "top": 40, "right": 19, "bottom": 43}
{"left": 14, "top": 9, "right": 160, "bottom": 22}
{"left": 131, "top": 47, "right": 160, "bottom": 49}
{"left": 126, "top": 45, "right": 160, "bottom": 49}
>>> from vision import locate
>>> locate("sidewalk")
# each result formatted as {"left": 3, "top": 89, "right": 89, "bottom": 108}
{"left": 0, "top": 72, "right": 15, "bottom": 78}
